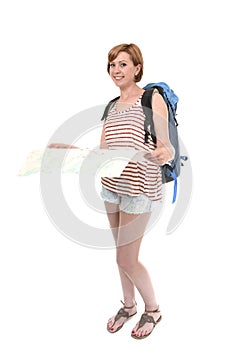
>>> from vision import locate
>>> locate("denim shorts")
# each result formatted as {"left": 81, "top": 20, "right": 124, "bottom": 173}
{"left": 100, "top": 186, "right": 155, "bottom": 214}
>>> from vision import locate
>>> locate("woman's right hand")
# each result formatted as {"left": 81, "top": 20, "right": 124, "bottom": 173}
{"left": 47, "top": 143, "right": 77, "bottom": 149}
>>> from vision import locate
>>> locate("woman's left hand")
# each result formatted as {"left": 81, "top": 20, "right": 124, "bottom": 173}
{"left": 144, "top": 145, "right": 175, "bottom": 166}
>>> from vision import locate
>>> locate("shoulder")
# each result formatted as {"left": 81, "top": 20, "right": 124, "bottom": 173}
{"left": 152, "top": 89, "right": 168, "bottom": 117}
{"left": 152, "top": 89, "right": 167, "bottom": 107}
{"left": 102, "top": 96, "right": 119, "bottom": 121}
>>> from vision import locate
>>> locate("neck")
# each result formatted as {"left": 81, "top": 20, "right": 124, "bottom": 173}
{"left": 119, "top": 84, "right": 143, "bottom": 101}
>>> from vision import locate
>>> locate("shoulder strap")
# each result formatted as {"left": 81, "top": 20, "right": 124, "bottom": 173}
{"left": 141, "top": 88, "right": 153, "bottom": 110}
{"left": 101, "top": 96, "right": 119, "bottom": 121}
{"left": 141, "top": 88, "right": 157, "bottom": 144}
{"left": 141, "top": 85, "right": 178, "bottom": 145}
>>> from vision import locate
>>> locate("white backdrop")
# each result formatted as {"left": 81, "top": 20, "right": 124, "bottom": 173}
{"left": 1, "top": 0, "right": 232, "bottom": 349}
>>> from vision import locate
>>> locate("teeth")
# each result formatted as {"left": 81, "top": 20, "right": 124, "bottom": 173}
{"left": 115, "top": 77, "right": 123, "bottom": 80}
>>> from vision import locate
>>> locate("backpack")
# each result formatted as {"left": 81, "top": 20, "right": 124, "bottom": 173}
{"left": 101, "top": 82, "right": 185, "bottom": 203}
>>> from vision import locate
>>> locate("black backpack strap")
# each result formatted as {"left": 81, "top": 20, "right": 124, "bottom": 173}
{"left": 141, "top": 88, "right": 157, "bottom": 145}
{"left": 101, "top": 96, "right": 120, "bottom": 121}
{"left": 141, "top": 86, "right": 173, "bottom": 145}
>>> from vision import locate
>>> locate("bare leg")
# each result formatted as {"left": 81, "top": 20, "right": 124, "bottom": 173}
{"left": 117, "top": 211, "right": 161, "bottom": 337}
{"left": 117, "top": 211, "right": 157, "bottom": 309}
{"left": 104, "top": 202, "right": 137, "bottom": 332}
{"left": 104, "top": 202, "right": 135, "bottom": 302}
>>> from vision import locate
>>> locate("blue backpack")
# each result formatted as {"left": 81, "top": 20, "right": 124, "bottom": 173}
{"left": 101, "top": 82, "right": 186, "bottom": 203}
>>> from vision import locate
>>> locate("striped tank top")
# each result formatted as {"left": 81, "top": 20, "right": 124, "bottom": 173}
{"left": 101, "top": 95, "right": 163, "bottom": 202}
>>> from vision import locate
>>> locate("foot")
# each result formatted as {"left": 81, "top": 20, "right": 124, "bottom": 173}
{"left": 131, "top": 306, "right": 162, "bottom": 339}
{"left": 107, "top": 301, "right": 137, "bottom": 333}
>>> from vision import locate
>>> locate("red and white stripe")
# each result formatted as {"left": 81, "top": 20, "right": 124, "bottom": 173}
{"left": 101, "top": 98, "right": 162, "bottom": 202}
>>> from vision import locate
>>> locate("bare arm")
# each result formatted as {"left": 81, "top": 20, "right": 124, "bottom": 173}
{"left": 47, "top": 143, "right": 78, "bottom": 148}
{"left": 99, "top": 124, "right": 108, "bottom": 149}
{"left": 145, "top": 91, "right": 174, "bottom": 165}
{"left": 48, "top": 125, "right": 108, "bottom": 150}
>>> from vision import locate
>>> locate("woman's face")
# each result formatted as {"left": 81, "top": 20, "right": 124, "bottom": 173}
{"left": 109, "top": 51, "right": 140, "bottom": 88}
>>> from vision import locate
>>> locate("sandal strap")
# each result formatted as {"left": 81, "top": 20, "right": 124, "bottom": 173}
{"left": 137, "top": 306, "right": 161, "bottom": 329}
{"left": 120, "top": 300, "right": 137, "bottom": 309}
{"left": 145, "top": 306, "right": 160, "bottom": 313}
{"left": 138, "top": 313, "right": 156, "bottom": 328}
{"left": 114, "top": 308, "right": 130, "bottom": 322}
{"left": 114, "top": 300, "right": 137, "bottom": 322}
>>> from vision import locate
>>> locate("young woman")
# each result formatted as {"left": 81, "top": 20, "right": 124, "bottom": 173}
{"left": 100, "top": 43, "right": 174, "bottom": 339}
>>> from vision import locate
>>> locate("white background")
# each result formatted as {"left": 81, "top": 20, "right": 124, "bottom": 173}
{"left": 1, "top": 0, "right": 232, "bottom": 349}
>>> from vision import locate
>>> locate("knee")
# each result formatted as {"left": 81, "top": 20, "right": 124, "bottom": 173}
{"left": 116, "top": 253, "right": 137, "bottom": 274}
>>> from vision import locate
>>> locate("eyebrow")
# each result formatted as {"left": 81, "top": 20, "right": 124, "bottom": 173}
{"left": 110, "top": 59, "right": 128, "bottom": 64}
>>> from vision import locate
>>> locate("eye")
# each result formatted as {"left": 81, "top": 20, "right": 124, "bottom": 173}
{"left": 109, "top": 63, "right": 115, "bottom": 68}
{"left": 120, "top": 63, "right": 127, "bottom": 67}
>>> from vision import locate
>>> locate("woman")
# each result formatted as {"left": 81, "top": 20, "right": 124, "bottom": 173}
{"left": 100, "top": 43, "right": 174, "bottom": 339}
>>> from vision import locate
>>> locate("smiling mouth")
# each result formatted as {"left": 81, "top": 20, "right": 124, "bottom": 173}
{"left": 114, "top": 76, "right": 124, "bottom": 80}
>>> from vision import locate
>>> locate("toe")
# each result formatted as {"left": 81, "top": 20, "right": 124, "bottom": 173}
{"left": 107, "top": 318, "right": 114, "bottom": 330}
{"left": 131, "top": 322, "right": 139, "bottom": 334}
{"left": 108, "top": 327, "right": 115, "bottom": 332}
{"left": 107, "top": 323, "right": 115, "bottom": 332}
{"left": 136, "top": 330, "right": 142, "bottom": 338}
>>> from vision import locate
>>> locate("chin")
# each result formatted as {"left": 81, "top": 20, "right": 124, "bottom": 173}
{"left": 113, "top": 80, "right": 127, "bottom": 89}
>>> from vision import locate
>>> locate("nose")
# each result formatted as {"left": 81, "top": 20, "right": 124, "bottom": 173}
{"left": 113, "top": 64, "right": 121, "bottom": 74}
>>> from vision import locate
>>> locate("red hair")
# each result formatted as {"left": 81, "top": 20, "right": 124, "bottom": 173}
{"left": 107, "top": 43, "right": 144, "bottom": 82}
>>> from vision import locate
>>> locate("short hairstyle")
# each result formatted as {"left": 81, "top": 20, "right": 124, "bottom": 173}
{"left": 107, "top": 43, "right": 144, "bottom": 82}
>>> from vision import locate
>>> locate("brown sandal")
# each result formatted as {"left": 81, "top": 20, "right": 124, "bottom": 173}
{"left": 107, "top": 300, "right": 137, "bottom": 333}
{"left": 131, "top": 306, "right": 162, "bottom": 339}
